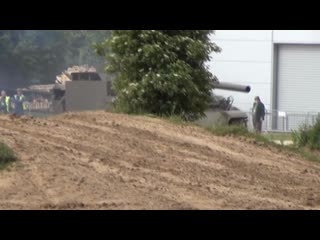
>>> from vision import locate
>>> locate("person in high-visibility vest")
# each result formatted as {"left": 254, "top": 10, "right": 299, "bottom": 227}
{"left": 0, "top": 90, "right": 11, "bottom": 114}
{"left": 12, "top": 88, "right": 26, "bottom": 116}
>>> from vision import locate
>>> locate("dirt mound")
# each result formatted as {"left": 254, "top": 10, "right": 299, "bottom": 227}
{"left": 1, "top": 111, "right": 320, "bottom": 209}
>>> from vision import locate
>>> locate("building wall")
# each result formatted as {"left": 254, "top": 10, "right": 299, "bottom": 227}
{"left": 276, "top": 44, "right": 320, "bottom": 113}
{"left": 65, "top": 81, "right": 108, "bottom": 111}
{"left": 208, "top": 30, "right": 273, "bottom": 112}
{"left": 209, "top": 30, "right": 320, "bottom": 113}
{"left": 273, "top": 30, "right": 320, "bottom": 44}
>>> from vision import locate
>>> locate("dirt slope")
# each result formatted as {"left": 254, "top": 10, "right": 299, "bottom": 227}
{"left": 1, "top": 111, "right": 320, "bottom": 210}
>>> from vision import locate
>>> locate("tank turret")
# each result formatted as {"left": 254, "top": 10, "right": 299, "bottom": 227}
{"left": 212, "top": 82, "right": 251, "bottom": 93}
{"left": 196, "top": 81, "right": 251, "bottom": 128}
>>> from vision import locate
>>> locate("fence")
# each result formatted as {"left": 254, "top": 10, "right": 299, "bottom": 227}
{"left": 246, "top": 110, "right": 319, "bottom": 133}
{"left": 24, "top": 100, "right": 54, "bottom": 117}
{"left": 25, "top": 101, "right": 51, "bottom": 111}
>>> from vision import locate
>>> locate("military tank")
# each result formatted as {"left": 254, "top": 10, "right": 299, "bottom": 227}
{"left": 29, "top": 65, "right": 250, "bottom": 127}
{"left": 196, "top": 81, "right": 251, "bottom": 128}
{"left": 51, "top": 65, "right": 114, "bottom": 113}
{"left": 51, "top": 68, "right": 251, "bottom": 127}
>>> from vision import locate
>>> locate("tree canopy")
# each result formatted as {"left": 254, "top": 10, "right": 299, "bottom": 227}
{"left": 96, "top": 30, "right": 221, "bottom": 120}
{"left": 0, "top": 30, "right": 111, "bottom": 89}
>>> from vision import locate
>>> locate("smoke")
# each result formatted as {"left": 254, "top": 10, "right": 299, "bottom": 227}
{"left": 0, "top": 30, "right": 31, "bottom": 90}
{"left": 0, "top": 30, "right": 110, "bottom": 90}
{"left": 0, "top": 64, "right": 23, "bottom": 93}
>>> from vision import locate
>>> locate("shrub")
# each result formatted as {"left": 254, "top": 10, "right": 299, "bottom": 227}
{"left": 292, "top": 116, "right": 320, "bottom": 149}
{"left": 0, "top": 142, "right": 17, "bottom": 169}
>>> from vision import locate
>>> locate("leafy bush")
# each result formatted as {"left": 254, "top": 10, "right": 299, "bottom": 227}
{"left": 208, "top": 125, "right": 249, "bottom": 136}
{"left": 0, "top": 142, "right": 17, "bottom": 169}
{"left": 96, "top": 30, "right": 221, "bottom": 120}
{"left": 292, "top": 116, "right": 320, "bottom": 149}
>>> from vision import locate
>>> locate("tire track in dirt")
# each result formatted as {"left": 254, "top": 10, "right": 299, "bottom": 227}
{"left": 0, "top": 118, "right": 221, "bottom": 209}
{"left": 1, "top": 112, "right": 320, "bottom": 209}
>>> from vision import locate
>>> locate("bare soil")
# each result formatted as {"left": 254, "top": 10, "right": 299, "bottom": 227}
{"left": 1, "top": 111, "right": 320, "bottom": 209}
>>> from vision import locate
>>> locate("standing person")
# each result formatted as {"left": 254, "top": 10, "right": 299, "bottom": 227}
{"left": 252, "top": 96, "right": 265, "bottom": 133}
{"left": 12, "top": 88, "right": 26, "bottom": 116}
{"left": 0, "top": 90, "right": 11, "bottom": 114}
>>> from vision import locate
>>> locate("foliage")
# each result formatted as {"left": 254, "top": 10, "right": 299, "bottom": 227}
{"left": 292, "top": 115, "right": 320, "bottom": 149}
{"left": 96, "top": 30, "right": 221, "bottom": 120}
{"left": 0, "top": 142, "right": 17, "bottom": 170}
{"left": 0, "top": 30, "right": 111, "bottom": 88}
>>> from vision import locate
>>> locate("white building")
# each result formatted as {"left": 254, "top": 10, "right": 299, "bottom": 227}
{"left": 209, "top": 30, "right": 320, "bottom": 131}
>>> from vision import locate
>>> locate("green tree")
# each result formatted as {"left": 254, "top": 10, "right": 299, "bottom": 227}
{"left": 96, "top": 30, "right": 221, "bottom": 120}
{"left": 0, "top": 30, "right": 111, "bottom": 88}
{"left": 64, "top": 30, "right": 110, "bottom": 71}
{"left": 0, "top": 30, "right": 68, "bottom": 87}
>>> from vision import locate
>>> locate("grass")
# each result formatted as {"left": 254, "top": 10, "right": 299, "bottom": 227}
{"left": 129, "top": 111, "right": 320, "bottom": 163}
{"left": 263, "top": 132, "right": 292, "bottom": 143}
{"left": 207, "top": 125, "right": 250, "bottom": 137}
{"left": 297, "top": 149, "right": 320, "bottom": 163}
{"left": 208, "top": 125, "right": 320, "bottom": 163}
{"left": 109, "top": 110, "right": 320, "bottom": 164}
{"left": 163, "top": 117, "right": 273, "bottom": 145}
{"left": 165, "top": 115, "right": 193, "bottom": 125}
{"left": 0, "top": 142, "right": 17, "bottom": 170}
{"left": 206, "top": 125, "right": 275, "bottom": 147}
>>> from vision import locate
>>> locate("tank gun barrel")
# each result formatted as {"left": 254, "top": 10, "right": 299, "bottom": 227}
{"left": 213, "top": 82, "right": 251, "bottom": 93}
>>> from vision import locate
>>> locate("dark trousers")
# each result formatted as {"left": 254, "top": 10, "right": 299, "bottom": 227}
{"left": 0, "top": 105, "right": 8, "bottom": 114}
{"left": 254, "top": 120, "right": 262, "bottom": 133}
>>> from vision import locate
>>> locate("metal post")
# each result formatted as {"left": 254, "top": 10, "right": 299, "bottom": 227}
{"left": 265, "top": 112, "right": 268, "bottom": 131}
